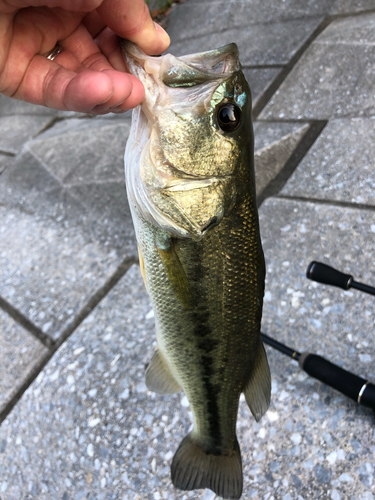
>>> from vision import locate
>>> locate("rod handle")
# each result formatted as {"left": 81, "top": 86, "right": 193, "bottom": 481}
{"left": 299, "top": 353, "right": 375, "bottom": 410}
{"left": 306, "top": 261, "right": 353, "bottom": 290}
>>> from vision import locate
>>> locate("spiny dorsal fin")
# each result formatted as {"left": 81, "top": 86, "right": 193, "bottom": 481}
{"left": 243, "top": 340, "right": 271, "bottom": 421}
{"left": 171, "top": 433, "right": 243, "bottom": 500}
{"left": 145, "top": 349, "right": 181, "bottom": 394}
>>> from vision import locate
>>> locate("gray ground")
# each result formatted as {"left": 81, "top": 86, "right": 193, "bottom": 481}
{"left": 0, "top": 1, "right": 374, "bottom": 499}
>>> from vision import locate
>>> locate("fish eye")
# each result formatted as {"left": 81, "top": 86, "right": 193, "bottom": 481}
{"left": 216, "top": 103, "right": 241, "bottom": 132}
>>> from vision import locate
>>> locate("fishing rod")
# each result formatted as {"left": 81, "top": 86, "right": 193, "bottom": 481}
{"left": 261, "top": 332, "right": 375, "bottom": 412}
{"left": 307, "top": 261, "right": 375, "bottom": 296}
{"left": 261, "top": 261, "right": 375, "bottom": 412}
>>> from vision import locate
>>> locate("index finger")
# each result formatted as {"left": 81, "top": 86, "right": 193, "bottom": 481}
{"left": 96, "top": 0, "right": 170, "bottom": 55}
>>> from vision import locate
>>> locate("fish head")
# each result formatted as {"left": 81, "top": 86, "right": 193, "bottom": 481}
{"left": 124, "top": 42, "right": 253, "bottom": 240}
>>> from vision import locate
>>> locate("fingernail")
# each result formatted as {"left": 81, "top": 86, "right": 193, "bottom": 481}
{"left": 109, "top": 101, "right": 126, "bottom": 109}
{"left": 153, "top": 22, "right": 170, "bottom": 46}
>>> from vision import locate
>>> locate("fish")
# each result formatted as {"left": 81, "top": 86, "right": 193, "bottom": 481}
{"left": 123, "top": 41, "right": 271, "bottom": 500}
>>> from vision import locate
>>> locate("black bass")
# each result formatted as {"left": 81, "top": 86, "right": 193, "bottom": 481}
{"left": 123, "top": 41, "right": 271, "bottom": 500}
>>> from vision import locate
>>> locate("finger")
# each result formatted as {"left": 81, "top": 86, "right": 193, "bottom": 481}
{"left": 58, "top": 23, "right": 138, "bottom": 110}
{"left": 17, "top": 56, "right": 113, "bottom": 111}
{"left": 95, "top": 27, "right": 127, "bottom": 72}
{"left": 97, "top": 0, "right": 170, "bottom": 55}
{"left": 1, "top": 6, "right": 84, "bottom": 94}
{"left": 51, "top": 48, "right": 82, "bottom": 72}
{"left": 82, "top": 10, "right": 106, "bottom": 37}
{"left": 0, "top": 8, "right": 84, "bottom": 81}
{"left": 59, "top": 23, "right": 127, "bottom": 79}
{"left": 1, "top": 1, "right": 103, "bottom": 14}
{"left": 12, "top": 54, "right": 144, "bottom": 112}
{"left": 0, "top": 13, "right": 14, "bottom": 79}
{"left": 91, "top": 71, "right": 144, "bottom": 113}
{"left": 59, "top": 22, "right": 104, "bottom": 67}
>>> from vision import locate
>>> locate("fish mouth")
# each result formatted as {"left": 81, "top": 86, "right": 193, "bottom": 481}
{"left": 123, "top": 42, "right": 240, "bottom": 90}
{"left": 122, "top": 41, "right": 242, "bottom": 125}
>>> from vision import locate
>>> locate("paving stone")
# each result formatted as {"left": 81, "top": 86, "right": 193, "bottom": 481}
{"left": 243, "top": 67, "right": 281, "bottom": 110}
{"left": 260, "top": 197, "right": 375, "bottom": 373}
{"left": 0, "top": 153, "right": 12, "bottom": 174}
{"left": 0, "top": 204, "right": 121, "bottom": 342}
{"left": 330, "top": 0, "right": 375, "bottom": 14}
{"left": 184, "top": 0, "right": 374, "bottom": 16}
{"left": 254, "top": 121, "right": 309, "bottom": 195}
{"left": 0, "top": 150, "right": 83, "bottom": 220}
{"left": 69, "top": 181, "right": 136, "bottom": 250}
{"left": 0, "top": 118, "right": 137, "bottom": 341}
{"left": 169, "top": 16, "right": 323, "bottom": 65}
{"left": 28, "top": 117, "right": 131, "bottom": 185}
{"left": 168, "top": 0, "right": 332, "bottom": 42}
{"left": 256, "top": 197, "right": 375, "bottom": 497}
{"left": 254, "top": 122, "right": 306, "bottom": 152}
{"left": 318, "top": 11, "right": 375, "bottom": 43}
{"left": 260, "top": 14, "right": 375, "bottom": 120}
{"left": 0, "top": 94, "right": 88, "bottom": 118}
{"left": 0, "top": 200, "right": 374, "bottom": 498}
{"left": 281, "top": 117, "right": 375, "bottom": 205}
{"left": 0, "top": 265, "right": 188, "bottom": 499}
{"left": 0, "top": 308, "right": 48, "bottom": 414}
{"left": 0, "top": 115, "right": 53, "bottom": 155}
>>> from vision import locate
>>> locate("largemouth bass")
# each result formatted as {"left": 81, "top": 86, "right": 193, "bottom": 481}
{"left": 123, "top": 41, "right": 271, "bottom": 500}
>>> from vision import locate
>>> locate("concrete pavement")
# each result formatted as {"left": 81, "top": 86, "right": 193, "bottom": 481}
{"left": 0, "top": 1, "right": 374, "bottom": 498}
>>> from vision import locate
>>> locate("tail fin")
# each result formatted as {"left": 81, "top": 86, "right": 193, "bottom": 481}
{"left": 171, "top": 433, "right": 243, "bottom": 500}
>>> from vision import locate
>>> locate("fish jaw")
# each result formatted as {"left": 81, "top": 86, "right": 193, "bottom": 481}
{"left": 124, "top": 42, "right": 250, "bottom": 240}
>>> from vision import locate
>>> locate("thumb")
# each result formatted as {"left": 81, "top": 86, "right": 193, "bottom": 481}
{"left": 97, "top": 0, "right": 170, "bottom": 55}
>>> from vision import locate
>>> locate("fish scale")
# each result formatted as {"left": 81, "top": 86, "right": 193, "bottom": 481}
{"left": 124, "top": 41, "right": 271, "bottom": 500}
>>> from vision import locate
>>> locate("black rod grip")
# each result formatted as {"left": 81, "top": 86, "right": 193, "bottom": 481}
{"left": 299, "top": 353, "right": 375, "bottom": 410}
{"left": 360, "top": 383, "right": 375, "bottom": 409}
{"left": 306, "top": 261, "right": 353, "bottom": 290}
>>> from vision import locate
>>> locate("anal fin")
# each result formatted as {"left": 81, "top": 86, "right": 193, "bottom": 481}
{"left": 146, "top": 348, "right": 181, "bottom": 394}
{"left": 243, "top": 340, "right": 271, "bottom": 421}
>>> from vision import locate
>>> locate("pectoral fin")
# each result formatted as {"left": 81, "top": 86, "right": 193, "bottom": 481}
{"left": 145, "top": 348, "right": 182, "bottom": 394}
{"left": 243, "top": 341, "right": 271, "bottom": 421}
{"left": 156, "top": 234, "right": 192, "bottom": 309}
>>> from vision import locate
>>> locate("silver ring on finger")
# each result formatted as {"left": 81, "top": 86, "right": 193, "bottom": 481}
{"left": 45, "top": 44, "right": 63, "bottom": 61}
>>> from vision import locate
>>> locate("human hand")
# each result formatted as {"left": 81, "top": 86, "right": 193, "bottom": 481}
{"left": 0, "top": 0, "right": 170, "bottom": 113}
